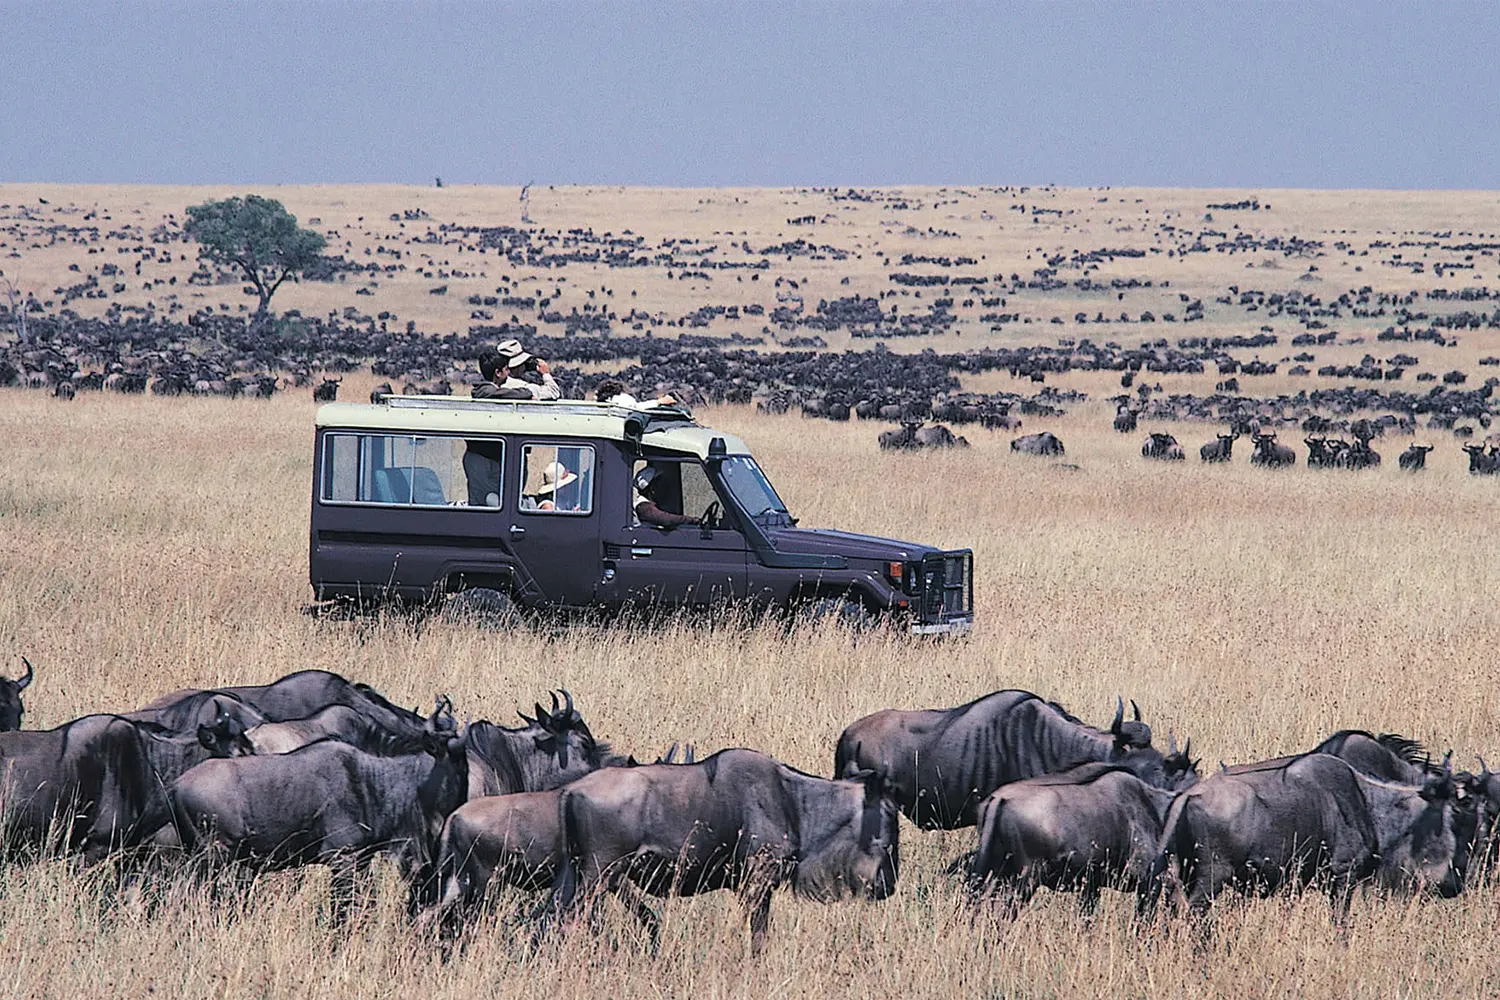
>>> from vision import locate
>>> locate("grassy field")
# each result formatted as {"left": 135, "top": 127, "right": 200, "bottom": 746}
{"left": 5, "top": 184, "right": 1500, "bottom": 997}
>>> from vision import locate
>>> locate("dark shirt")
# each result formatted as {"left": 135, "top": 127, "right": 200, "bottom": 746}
{"left": 472, "top": 381, "right": 531, "bottom": 401}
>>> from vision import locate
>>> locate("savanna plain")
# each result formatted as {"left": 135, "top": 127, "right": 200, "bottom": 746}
{"left": 4, "top": 184, "right": 1500, "bottom": 998}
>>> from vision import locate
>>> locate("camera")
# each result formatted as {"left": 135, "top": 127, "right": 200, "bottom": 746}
{"left": 522, "top": 356, "right": 541, "bottom": 373}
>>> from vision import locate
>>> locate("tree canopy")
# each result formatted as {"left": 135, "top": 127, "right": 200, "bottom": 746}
{"left": 184, "top": 195, "right": 326, "bottom": 323}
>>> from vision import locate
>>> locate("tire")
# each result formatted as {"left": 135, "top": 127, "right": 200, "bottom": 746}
{"left": 798, "top": 596, "right": 874, "bottom": 631}
{"left": 442, "top": 587, "right": 515, "bottom": 628}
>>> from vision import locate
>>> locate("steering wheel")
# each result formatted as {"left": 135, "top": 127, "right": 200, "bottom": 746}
{"left": 700, "top": 501, "right": 721, "bottom": 530}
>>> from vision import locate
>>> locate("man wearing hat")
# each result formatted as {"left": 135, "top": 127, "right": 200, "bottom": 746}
{"left": 522, "top": 461, "right": 583, "bottom": 511}
{"left": 472, "top": 338, "right": 560, "bottom": 401}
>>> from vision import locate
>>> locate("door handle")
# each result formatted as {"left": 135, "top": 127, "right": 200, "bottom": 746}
{"left": 510, "top": 524, "right": 527, "bottom": 539}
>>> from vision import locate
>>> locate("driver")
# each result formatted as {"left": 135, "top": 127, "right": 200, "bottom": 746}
{"left": 634, "top": 466, "right": 708, "bottom": 529}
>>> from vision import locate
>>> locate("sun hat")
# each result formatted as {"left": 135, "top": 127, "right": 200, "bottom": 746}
{"left": 534, "top": 461, "right": 578, "bottom": 496}
{"left": 496, "top": 337, "right": 532, "bottom": 369}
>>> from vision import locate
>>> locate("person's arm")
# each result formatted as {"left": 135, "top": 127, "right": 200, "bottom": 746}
{"left": 636, "top": 499, "right": 698, "bottom": 528}
{"left": 531, "top": 361, "right": 561, "bottom": 400}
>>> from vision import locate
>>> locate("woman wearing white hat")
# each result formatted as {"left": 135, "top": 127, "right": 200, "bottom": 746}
{"left": 526, "top": 461, "right": 582, "bottom": 511}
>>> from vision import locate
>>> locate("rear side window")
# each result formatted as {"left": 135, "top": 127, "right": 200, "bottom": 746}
{"left": 520, "top": 444, "right": 595, "bottom": 514}
{"left": 322, "top": 433, "right": 503, "bottom": 508}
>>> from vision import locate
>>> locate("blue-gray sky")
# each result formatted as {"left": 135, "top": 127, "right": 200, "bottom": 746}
{"left": 3, "top": 1, "right": 1497, "bottom": 189}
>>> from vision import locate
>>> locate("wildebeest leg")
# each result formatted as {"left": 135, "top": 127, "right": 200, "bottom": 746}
{"left": 982, "top": 874, "right": 1034, "bottom": 921}
{"left": 1326, "top": 872, "right": 1357, "bottom": 930}
{"left": 327, "top": 854, "right": 364, "bottom": 927}
{"left": 616, "top": 879, "right": 662, "bottom": 953}
{"left": 1078, "top": 876, "right": 1103, "bottom": 918}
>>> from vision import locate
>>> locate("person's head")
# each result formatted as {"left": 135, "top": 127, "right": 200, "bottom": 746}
{"left": 496, "top": 337, "right": 534, "bottom": 372}
{"left": 478, "top": 351, "right": 509, "bottom": 383}
{"left": 634, "top": 465, "right": 662, "bottom": 499}
{"left": 596, "top": 379, "right": 627, "bottom": 403}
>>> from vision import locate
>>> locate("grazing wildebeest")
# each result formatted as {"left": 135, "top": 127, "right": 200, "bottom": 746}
{"left": 245, "top": 703, "right": 445, "bottom": 755}
{"left": 146, "top": 700, "right": 465, "bottom": 918}
{"left": 1250, "top": 432, "right": 1296, "bottom": 468}
{"left": 1398, "top": 444, "right": 1433, "bottom": 471}
{"left": 0, "top": 655, "right": 35, "bottom": 731}
{"left": 834, "top": 692, "right": 1178, "bottom": 829}
{"left": 1143, "top": 753, "right": 1472, "bottom": 924}
{"left": 312, "top": 377, "right": 341, "bottom": 401}
{"left": 417, "top": 745, "right": 695, "bottom": 933}
{"left": 1113, "top": 405, "right": 1137, "bottom": 433}
{"left": 0, "top": 705, "right": 250, "bottom": 860}
{"left": 370, "top": 381, "right": 394, "bottom": 404}
{"left": 914, "top": 424, "right": 969, "bottom": 449}
{"left": 877, "top": 422, "right": 919, "bottom": 451}
{"left": 972, "top": 749, "right": 1199, "bottom": 915}
{"left": 462, "top": 690, "right": 624, "bottom": 797}
{"left": 547, "top": 748, "right": 900, "bottom": 954}
{"left": 1200, "top": 432, "right": 1237, "bottom": 463}
{"left": 1011, "top": 431, "right": 1065, "bottom": 457}
{"left": 1141, "top": 432, "right": 1185, "bottom": 461}
{"left": 132, "top": 669, "right": 425, "bottom": 734}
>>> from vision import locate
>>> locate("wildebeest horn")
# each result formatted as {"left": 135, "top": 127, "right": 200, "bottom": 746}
{"left": 1111, "top": 697, "right": 1124, "bottom": 734}
{"left": 213, "top": 699, "right": 230, "bottom": 726}
{"left": 534, "top": 702, "right": 550, "bottom": 726}
{"left": 1131, "top": 700, "right": 1141, "bottom": 723}
{"left": 1479, "top": 754, "right": 1491, "bottom": 778}
{"left": 1168, "top": 729, "right": 1178, "bottom": 755}
{"left": 562, "top": 689, "right": 575, "bottom": 718}
{"left": 550, "top": 691, "right": 561, "bottom": 716}
{"left": 16, "top": 656, "right": 33, "bottom": 691}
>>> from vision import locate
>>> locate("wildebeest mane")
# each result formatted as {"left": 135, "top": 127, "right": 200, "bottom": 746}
{"left": 1374, "top": 732, "right": 1431, "bottom": 768}
{"left": 352, "top": 682, "right": 426, "bottom": 726}
{"left": 1019, "top": 762, "right": 1134, "bottom": 788}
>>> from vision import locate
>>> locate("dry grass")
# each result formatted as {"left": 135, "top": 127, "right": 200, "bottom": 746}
{"left": 6, "top": 182, "right": 1500, "bottom": 997}
{"left": 4, "top": 383, "right": 1500, "bottom": 998}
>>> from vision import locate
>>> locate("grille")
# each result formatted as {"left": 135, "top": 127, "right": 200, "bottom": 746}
{"left": 919, "top": 550, "right": 973, "bottom": 623}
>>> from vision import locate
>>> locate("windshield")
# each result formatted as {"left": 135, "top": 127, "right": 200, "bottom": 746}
{"left": 718, "top": 456, "right": 791, "bottom": 524}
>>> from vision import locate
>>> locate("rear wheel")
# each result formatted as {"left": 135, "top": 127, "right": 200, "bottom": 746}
{"left": 442, "top": 587, "right": 515, "bottom": 628}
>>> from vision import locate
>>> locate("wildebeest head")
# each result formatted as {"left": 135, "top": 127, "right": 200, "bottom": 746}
{"left": 1407, "top": 753, "right": 1476, "bottom": 898}
{"left": 1162, "top": 730, "right": 1201, "bottom": 791}
{"left": 195, "top": 700, "right": 253, "bottom": 757}
{"left": 0, "top": 656, "right": 35, "bottom": 731}
{"left": 519, "top": 689, "right": 603, "bottom": 773}
{"left": 1109, "top": 697, "right": 1152, "bottom": 752}
{"left": 794, "top": 765, "right": 900, "bottom": 903}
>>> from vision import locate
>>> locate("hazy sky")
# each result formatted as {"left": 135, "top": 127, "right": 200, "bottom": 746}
{"left": 3, "top": 1, "right": 1497, "bottom": 189}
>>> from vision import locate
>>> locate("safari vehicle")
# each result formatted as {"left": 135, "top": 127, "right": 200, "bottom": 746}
{"left": 308, "top": 396, "right": 973, "bottom": 634}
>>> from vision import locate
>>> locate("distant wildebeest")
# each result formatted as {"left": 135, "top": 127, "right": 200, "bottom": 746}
{"left": 878, "top": 421, "right": 919, "bottom": 451}
{"left": 1200, "top": 432, "right": 1238, "bottom": 463}
{"left": 1113, "top": 405, "right": 1137, "bottom": 433}
{"left": 0, "top": 705, "right": 250, "bottom": 861}
{"left": 1250, "top": 432, "right": 1296, "bottom": 468}
{"left": 312, "top": 377, "right": 341, "bottom": 401}
{"left": 0, "top": 656, "right": 35, "bottom": 731}
{"left": 53, "top": 380, "right": 76, "bottom": 401}
{"left": 1011, "top": 431, "right": 1065, "bottom": 457}
{"left": 143, "top": 700, "right": 465, "bottom": 919}
{"left": 972, "top": 747, "right": 1199, "bottom": 915}
{"left": 417, "top": 745, "right": 694, "bottom": 933}
{"left": 546, "top": 748, "right": 900, "bottom": 954}
{"left": 914, "top": 423, "right": 969, "bottom": 449}
{"left": 370, "top": 381, "right": 394, "bottom": 404}
{"left": 1142, "top": 753, "right": 1475, "bottom": 924}
{"left": 1141, "top": 432, "right": 1185, "bottom": 461}
{"left": 834, "top": 692, "right": 1183, "bottom": 829}
{"left": 1398, "top": 443, "right": 1433, "bottom": 471}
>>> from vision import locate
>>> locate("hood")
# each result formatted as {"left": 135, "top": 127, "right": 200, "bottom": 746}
{"left": 761, "top": 527, "right": 938, "bottom": 562}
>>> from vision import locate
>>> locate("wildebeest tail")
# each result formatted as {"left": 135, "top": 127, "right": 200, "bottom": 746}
{"left": 548, "top": 791, "right": 584, "bottom": 919}
{"left": 832, "top": 731, "right": 859, "bottom": 779}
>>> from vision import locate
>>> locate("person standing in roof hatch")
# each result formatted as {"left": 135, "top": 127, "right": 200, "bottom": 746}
{"left": 496, "top": 337, "right": 561, "bottom": 400}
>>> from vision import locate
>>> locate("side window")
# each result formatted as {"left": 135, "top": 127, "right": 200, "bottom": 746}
{"left": 679, "top": 462, "right": 720, "bottom": 520}
{"left": 630, "top": 460, "right": 718, "bottom": 521}
{"left": 521, "top": 444, "right": 594, "bottom": 515}
{"left": 322, "top": 433, "right": 502, "bottom": 508}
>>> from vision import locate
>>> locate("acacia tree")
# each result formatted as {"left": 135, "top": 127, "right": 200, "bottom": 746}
{"left": 184, "top": 195, "right": 326, "bottom": 327}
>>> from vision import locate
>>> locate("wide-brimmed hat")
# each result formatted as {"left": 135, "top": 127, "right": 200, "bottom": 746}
{"left": 496, "top": 337, "right": 532, "bottom": 369}
{"left": 534, "top": 461, "right": 578, "bottom": 496}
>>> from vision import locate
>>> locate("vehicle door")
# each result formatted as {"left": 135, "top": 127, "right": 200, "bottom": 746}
{"left": 504, "top": 441, "right": 603, "bottom": 607}
{"left": 600, "top": 456, "right": 748, "bottom": 607}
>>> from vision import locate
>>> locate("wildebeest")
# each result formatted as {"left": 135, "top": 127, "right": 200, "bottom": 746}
{"left": 547, "top": 748, "right": 900, "bottom": 954}
{"left": 914, "top": 423, "right": 969, "bottom": 448}
{"left": 1011, "top": 431, "right": 1065, "bottom": 457}
{"left": 1250, "top": 432, "right": 1296, "bottom": 468}
{"left": 0, "top": 705, "right": 250, "bottom": 860}
{"left": 834, "top": 692, "right": 1179, "bottom": 829}
{"left": 245, "top": 703, "right": 444, "bottom": 755}
{"left": 877, "top": 421, "right": 919, "bottom": 451}
{"left": 1141, "top": 432, "right": 1185, "bottom": 461}
{"left": 131, "top": 669, "right": 424, "bottom": 734}
{"left": 417, "top": 745, "right": 695, "bottom": 933}
{"left": 1113, "top": 405, "right": 1137, "bottom": 433}
{"left": 0, "top": 655, "right": 35, "bottom": 731}
{"left": 1200, "top": 432, "right": 1238, "bottom": 463}
{"left": 370, "top": 381, "right": 394, "bottom": 404}
{"left": 1398, "top": 443, "right": 1433, "bottom": 471}
{"left": 462, "top": 690, "right": 622, "bottom": 797}
{"left": 145, "top": 700, "right": 465, "bottom": 917}
{"left": 971, "top": 750, "right": 1198, "bottom": 915}
{"left": 1462, "top": 443, "right": 1500, "bottom": 475}
{"left": 53, "top": 380, "right": 76, "bottom": 401}
{"left": 1144, "top": 752, "right": 1473, "bottom": 923}
{"left": 312, "top": 377, "right": 341, "bottom": 401}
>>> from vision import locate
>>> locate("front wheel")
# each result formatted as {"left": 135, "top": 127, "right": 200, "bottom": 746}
{"left": 797, "top": 596, "right": 875, "bottom": 631}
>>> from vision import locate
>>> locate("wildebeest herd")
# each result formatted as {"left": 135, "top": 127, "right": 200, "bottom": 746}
{"left": 2, "top": 657, "right": 1494, "bottom": 953}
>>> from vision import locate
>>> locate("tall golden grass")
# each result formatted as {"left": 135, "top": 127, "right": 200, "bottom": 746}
{"left": 4, "top": 377, "right": 1500, "bottom": 998}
